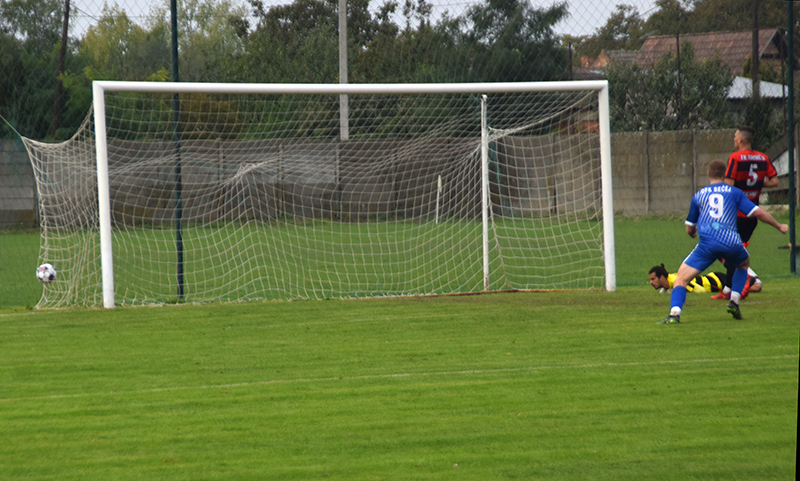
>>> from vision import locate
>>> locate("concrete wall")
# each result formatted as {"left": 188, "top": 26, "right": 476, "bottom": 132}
{"left": 611, "top": 130, "right": 735, "bottom": 216}
{"left": 0, "top": 139, "right": 36, "bottom": 227}
{"left": 0, "top": 130, "right": 742, "bottom": 227}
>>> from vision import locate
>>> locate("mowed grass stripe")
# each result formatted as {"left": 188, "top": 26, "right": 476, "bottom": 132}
{"left": 1, "top": 352, "right": 794, "bottom": 480}
{"left": 1, "top": 353, "right": 795, "bottom": 403}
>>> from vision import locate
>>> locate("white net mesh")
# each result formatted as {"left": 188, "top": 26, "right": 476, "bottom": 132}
{"left": 24, "top": 85, "right": 607, "bottom": 307}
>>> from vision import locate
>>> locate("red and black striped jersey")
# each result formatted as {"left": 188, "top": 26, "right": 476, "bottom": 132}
{"left": 725, "top": 149, "right": 777, "bottom": 216}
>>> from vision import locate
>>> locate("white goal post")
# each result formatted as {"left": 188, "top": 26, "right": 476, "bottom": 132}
{"left": 46, "top": 80, "right": 615, "bottom": 308}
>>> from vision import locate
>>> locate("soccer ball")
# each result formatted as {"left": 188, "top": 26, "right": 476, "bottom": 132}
{"left": 36, "top": 263, "right": 56, "bottom": 283}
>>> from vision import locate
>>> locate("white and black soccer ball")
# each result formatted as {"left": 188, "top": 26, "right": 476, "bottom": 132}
{"left": 36, "top": 263, "right": 57, "bottom": 283}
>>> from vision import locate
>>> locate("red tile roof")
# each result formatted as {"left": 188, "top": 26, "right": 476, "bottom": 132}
{"left": 635, "top": 29, "right": 792, "bottom": 75}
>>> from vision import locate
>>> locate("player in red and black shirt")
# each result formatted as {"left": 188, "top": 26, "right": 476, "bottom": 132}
{"left": 724, "top": 126, "right": 778, "bottom": 240}
{"left": 713, "top": 126, "right": 778, "bottom": 299}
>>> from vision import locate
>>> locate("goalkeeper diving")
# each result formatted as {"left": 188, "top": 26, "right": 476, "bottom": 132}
{"left": 648, "top": 263, "right": 761, "bottom": 297}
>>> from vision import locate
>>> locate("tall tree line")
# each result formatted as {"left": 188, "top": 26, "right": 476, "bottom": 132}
{"left": 0, "top": 0, "right": 796, "bottom": 140}
{"left": 0, "top": 0, "right": 571, "bottom": 140}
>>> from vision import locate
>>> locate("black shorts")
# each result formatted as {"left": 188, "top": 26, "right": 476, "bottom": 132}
{"left": 737, "top": 216, "right": 759, "bottom": 243}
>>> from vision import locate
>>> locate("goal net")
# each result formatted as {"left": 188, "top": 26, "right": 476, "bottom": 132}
{"left": 25, "top": 81, "right": 614, "bottom": 308}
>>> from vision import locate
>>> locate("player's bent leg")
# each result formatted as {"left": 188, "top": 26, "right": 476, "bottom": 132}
{"left": 658, "top": 263, "right": 701, "bottom": 324}
{"left": 673, "top": 263, "right": 702, "bottom": 290}
{"left": 712, "top": 258, "right": 733, "bottom": 299}
{"left": 730, "top": 267, "right": 749, "bottom": 300}
{"left": 726, "top": 256, "right": 749, "bottom": 320}
{"left": 659, "top": 247, "right": 714, "bottom": 324}
{"left": 728, "top": 256, "right": 750, "bottom": 303}
{"left": 739, "top": 282, "right": 750, "bottom": 300}
{"left": 739, "top": 274, "right": 759, "bottom": 299}
{"left": 737, "top": 217, "right": 758, "bottom": 244}
{"left": 731, "top": 218, "right": 758, "bottom": 303}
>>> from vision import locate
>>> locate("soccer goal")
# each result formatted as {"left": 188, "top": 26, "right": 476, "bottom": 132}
{"left": 26, "top": 81, "right": 614, "bottom": 308}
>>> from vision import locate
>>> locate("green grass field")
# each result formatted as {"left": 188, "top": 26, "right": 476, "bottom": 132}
{"left": 0, "top": 215, "right": 798, "bottom": 479}
{"left": 1, "top": 284, "right": 798, "bottom": 480}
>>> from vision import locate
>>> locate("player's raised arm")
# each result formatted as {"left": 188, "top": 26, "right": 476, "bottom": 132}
{"left": 751, "top": 208, "right": 789, "bottom": 234}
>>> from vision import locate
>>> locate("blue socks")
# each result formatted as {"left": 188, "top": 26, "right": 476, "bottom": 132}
{"left": 730, "top": 268, "right": 748, "bottom": 303}
{"left": 670, "top": 285, "right": 687, "bottom": 315}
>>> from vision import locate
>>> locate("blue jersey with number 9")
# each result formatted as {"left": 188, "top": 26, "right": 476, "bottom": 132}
{"left": 685, "top": 183, "right": 758, "bottom": 247}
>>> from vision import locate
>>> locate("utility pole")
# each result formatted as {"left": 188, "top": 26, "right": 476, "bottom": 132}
{"left": 676, "top": 30, "right": 681, "bottom": 126}
{"left": 752, "top": 0, "right": 760, "bottom": 100}
{"left": 49, "top": 0, "right": 70, "bottom": 138}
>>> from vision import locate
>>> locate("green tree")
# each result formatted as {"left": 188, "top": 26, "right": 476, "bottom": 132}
{"left": 354, "top": 0, "right": 482, "bottom": 84}
{"left": 352, "top": 1, "right": 403, "bottom": 82}
{"left": 148, "top": 0, "right": 248, "bottom": 82}
{"left": 742, "top": 96, "right": 782, "bottom": 152}
{"left": 242, "top": 0, "right": 340, "bottom": 83}
{"left": 460, "top": 0, "right": 569, "bottom": 82}
{"left": 241, "top": 0, "right": 383, "bottom": 83}
{"left": 240, "top": 0, "right": 570, "bottom": 85}
{"left": 641, "top": 0, "right": 691, "bottom": 35}
{"left": 0, "top": 0, "right": 62, "bottom": 56}
{"left": 687, "top": 0, "right": 790, "bottom": 32}
{"left": 0, "top": 29, "right": 24, "bottom": 137}
{"left": 607, "top": 43, "right": 733, "bottom": 131}
{"left": 80, "top": 5, "right": 170, "bottom": 81}
{"left": 573, "top": 4, "right": 646, "bottom": 61}
{"left": 0, "top": 0, "right": 71, "bottom": 139}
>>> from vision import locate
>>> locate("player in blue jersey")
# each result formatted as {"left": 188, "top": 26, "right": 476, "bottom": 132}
{"left": 658, "top": 160, "right": 788, "bottom": 324}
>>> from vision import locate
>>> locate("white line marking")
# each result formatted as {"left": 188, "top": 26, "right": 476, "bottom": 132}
{"left": 1, "top": 354, "right": 796, "bottom": 403}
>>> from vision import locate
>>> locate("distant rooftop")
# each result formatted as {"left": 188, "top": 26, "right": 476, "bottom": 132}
{"left": 636, "top": 29, "right": 794, "bottom": 76}
{"left": 729, "top": 76, "right": 787, "bottom": 99}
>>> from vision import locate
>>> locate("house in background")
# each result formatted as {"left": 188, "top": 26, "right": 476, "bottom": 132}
{"left": 578, "top": 28, "right": 798, "bottom": 82}
{"left": 728, "top": 76, "right": 788, "bottom": 117}
{"left": 576, "top": 28, "right": 799, "bottom": 115}
{"left": 574, "top": 50, "right": 637, "bottom": 79}
{"left": 581, "top": 50, "right": 638, "bottom": 69}
{"left": 633, "top": 29, "right": 797, "bottom": 203}
{"left": 635, "top": 28, "right": 793, "bottom": 76}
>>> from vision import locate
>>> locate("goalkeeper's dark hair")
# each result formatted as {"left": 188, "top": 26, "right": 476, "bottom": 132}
{"left": 649, "top": 263, "right": 668, "bottom": 278}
